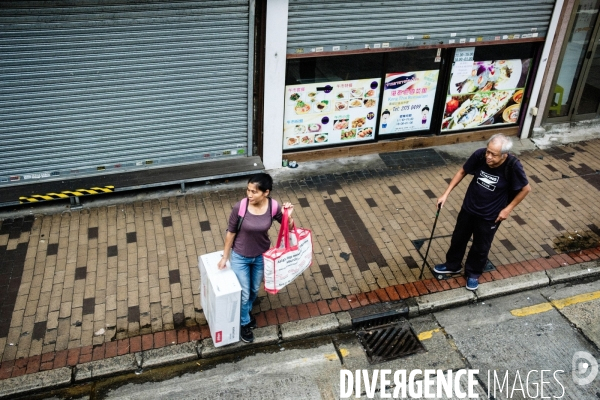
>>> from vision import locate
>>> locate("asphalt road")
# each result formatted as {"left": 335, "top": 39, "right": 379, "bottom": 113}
{"left": 41, "top": 278, "right": 600, "bottom": 400}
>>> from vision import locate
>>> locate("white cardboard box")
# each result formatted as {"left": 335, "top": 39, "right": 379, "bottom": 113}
{"left": 199, "top": 251, "right": 242, "bottom": 347}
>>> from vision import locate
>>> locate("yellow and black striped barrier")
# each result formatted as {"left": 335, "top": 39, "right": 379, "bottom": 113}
{"left": 19, "top": 186, "right": 115, "bottom": 203}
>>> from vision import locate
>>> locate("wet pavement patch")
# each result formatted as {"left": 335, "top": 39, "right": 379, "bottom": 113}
{"left": 570, "top": 163, "right": 595, "bottom": 176}
{"left": 544, "top": 146, "right": 575, "bottom": 161}
{"left": 379, "top": 148, "right": 447, "bottom": 170}
{"left": 583, "top": 173, "right": 600, "bottom": 191}
{"left": 553, "top": 230, "right": 599, "bottom": 253}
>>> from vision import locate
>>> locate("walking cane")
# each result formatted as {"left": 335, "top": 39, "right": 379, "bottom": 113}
{"left": 419, "top": 203, "right": 442, "bottom": 279}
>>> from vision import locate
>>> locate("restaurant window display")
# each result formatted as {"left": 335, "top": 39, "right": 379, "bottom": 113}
{"left": 284, "top": 54, "right": 383, "bottom": 150}
{"left": 282, "top": 43, "right": 540, "bottom": 152}
{"left": 379, "top": 49, "right": 442, "bottom": 137}
{"left": 441, "top": 44, "right": 536, "bottom": 132}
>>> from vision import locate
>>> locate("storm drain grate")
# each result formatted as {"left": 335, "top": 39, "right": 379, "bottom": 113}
{"left": 356, "top": 320, "right": 425, "bottom": 364}
{"left": 353, "top": 313, "right": 404, "bottom": 330}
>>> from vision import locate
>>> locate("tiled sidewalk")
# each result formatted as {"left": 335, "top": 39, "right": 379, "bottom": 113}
{"left": 1, "top": 139, "right": 600, "bottom": 380}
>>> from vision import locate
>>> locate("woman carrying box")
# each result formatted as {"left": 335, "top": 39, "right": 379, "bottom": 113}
{"left": 217, "top": 173, "right": 294, "bottom": 343}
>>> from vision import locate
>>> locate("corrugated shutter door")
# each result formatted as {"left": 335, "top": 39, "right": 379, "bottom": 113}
{"left": 0, "top": 0, "right": 251, "bottom": 184}
{"left": 287, "top": 0, "right": 555, "bottom": 54}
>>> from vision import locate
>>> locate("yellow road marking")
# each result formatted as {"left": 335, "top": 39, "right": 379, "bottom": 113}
{"left": 418, "top": 328, "right": 441, "bottom": 340}
{"left": 510, "top": 290, "right": 600, "bottom": 317}
{"left": 324, "top": 348, "right": 348, "bottom": 361}
{"left": 510, "top": 302, "right": 553, "bottom": 317}
{"left": 551, "top": 291, "right": 600, "bottom": 309}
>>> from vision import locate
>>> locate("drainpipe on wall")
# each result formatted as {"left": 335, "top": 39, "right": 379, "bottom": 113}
{"left": 520, "top": 0, "right": 565, "bottom": 139}
{"left": 262, "top": 0, "right": 289, "bottom": 170}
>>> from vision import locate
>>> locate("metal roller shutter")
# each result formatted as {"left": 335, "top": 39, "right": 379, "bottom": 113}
{"left": 287, "top": 0, "right": 555, "bottom": 54}
{"left": 0, "top": 0, "right": 252, "bottom": 186}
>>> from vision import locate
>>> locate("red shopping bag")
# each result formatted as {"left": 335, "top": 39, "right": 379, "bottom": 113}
{"left": 263, "top": 208, "right": 313, "bottom": 294}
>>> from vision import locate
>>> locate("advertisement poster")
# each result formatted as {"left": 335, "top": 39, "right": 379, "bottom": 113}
{"left": 379, "top": 70, "right": 440, "bottom": 135}
{"left": 442, "top": 55, "right": 531, "bottom": 131}
{"left": 283, "top": 78, "right": 381, "bottom": 150}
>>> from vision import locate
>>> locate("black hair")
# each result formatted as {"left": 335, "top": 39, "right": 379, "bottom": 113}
{"left": 421, "top": 106, "right": 430, "bottom": 112}
{"left": 382, "top": 110, "right": 391, "bottom": 116}
{"left": 248, "top": 173, "right": 273, "bottom": 193}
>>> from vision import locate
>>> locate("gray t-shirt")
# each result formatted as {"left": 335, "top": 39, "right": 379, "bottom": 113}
{"left": 227, "top": 199, "right": 283, "bottom": 257}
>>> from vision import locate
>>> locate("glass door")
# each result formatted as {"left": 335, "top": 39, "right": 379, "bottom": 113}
{"left": 574, "top": 34, "right": 600, "bottom": 117}
{"left": 547, "top": 0, "right": 600, "bottom": 120}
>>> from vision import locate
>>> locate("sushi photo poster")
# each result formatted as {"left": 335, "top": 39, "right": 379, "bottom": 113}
{"left": 282, "top": 78, "right": 381, "bottom": 150}
{"left": 379, "top": 70, "right": 440, "bottom": 135}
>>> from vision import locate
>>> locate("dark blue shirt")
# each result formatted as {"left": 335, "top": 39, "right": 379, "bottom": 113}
{"left": 462, "top": 148, "right": 529, "bottom": 220}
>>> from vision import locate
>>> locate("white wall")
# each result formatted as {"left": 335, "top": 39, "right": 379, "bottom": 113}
{"left": 262, "top": 0, "right": 289, "bottom": 170}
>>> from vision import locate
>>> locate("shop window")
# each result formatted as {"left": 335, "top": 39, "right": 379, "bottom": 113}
{"left": 379, "top": 49, "right": 442, "bottom": 137}
{"left": 282, "top": 43, "right": 539, "bottom": 152}
{"left": 441, "top": 43, "right": 537, "bottom": 133}
{"left": 284, "top": 54, "right": 384, "bottom": 150}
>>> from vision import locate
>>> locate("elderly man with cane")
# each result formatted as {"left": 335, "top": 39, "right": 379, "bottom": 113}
{"left": 434, "top": 134, "right": 531, "bottom": 290}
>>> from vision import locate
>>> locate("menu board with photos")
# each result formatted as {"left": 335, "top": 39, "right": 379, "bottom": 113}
{"left": 442, "top": 51, "right": 531, "bottom": 131}
{"left": 283, "top": 78, "right": 381, "bottom": 150}
{"left": 379, "top": 70, "right": 439, "bottom": 135}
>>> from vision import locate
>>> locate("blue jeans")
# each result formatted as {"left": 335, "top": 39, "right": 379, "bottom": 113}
{"left": 229, "top": 251, "right": 263, "bottom": 326}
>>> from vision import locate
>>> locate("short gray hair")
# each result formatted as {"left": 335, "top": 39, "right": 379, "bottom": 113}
{"left": 487, "top": 134, "right": 513, "bottom": 154}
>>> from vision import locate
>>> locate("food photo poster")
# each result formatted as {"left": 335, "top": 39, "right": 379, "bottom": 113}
{"left": 442, "top": 54, "right": 531, "bottom": 132}
{"left": 379, "top": 70, "right": 440, "bottom": 135}
{"left": 283, "top": 78, "right": 381, "bottom": 150}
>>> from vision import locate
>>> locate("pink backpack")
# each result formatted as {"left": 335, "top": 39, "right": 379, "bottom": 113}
{"left": 235, "top": 197, "right": 279, "bottom": 232}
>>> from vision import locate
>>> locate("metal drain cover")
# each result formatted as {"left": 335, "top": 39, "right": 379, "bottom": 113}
{"left": 356, "top": 320, "right": 425, "bottom": 364}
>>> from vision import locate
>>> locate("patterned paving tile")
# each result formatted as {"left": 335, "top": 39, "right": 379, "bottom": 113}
{"left": 126, "top": 232, "right": 137, "bottom": 243}
{"left": 2, "top": 139, "right": 600, "bottom": 372}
